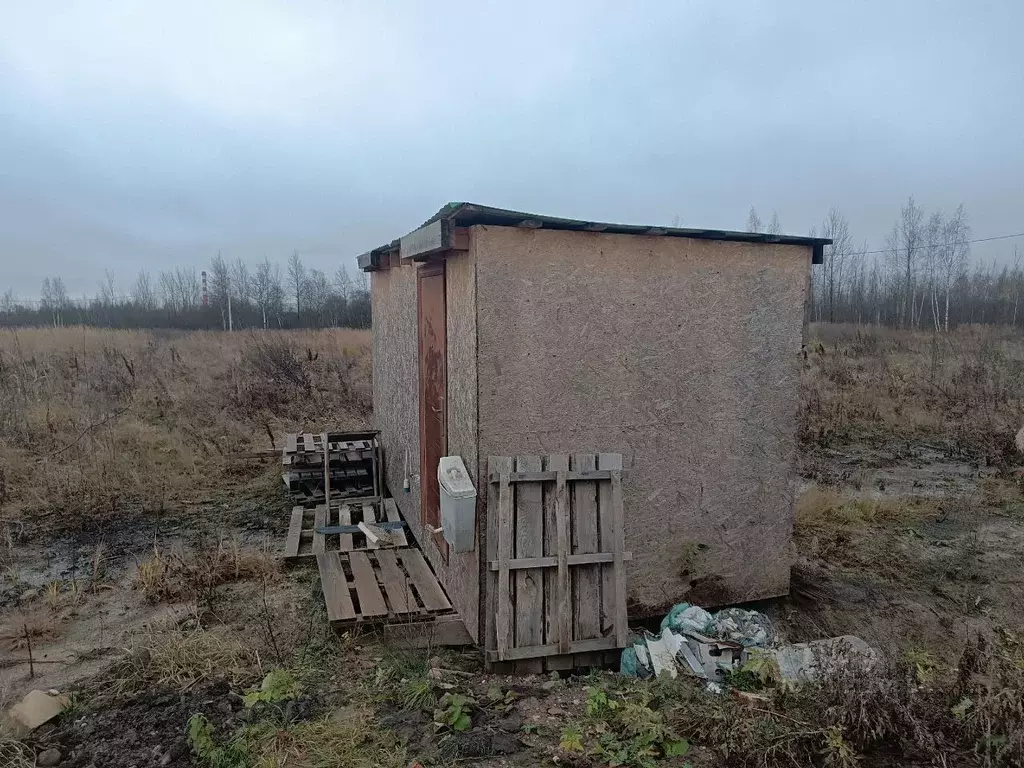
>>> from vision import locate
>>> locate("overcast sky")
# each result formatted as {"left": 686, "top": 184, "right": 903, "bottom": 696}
{"left": 1, "top": 1, "right": 1022, "bottom": 298}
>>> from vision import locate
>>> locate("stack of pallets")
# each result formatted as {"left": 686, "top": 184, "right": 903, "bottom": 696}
{"left": 281, "top": 431, "right": 381, "bottom": 503}
{"left": 278, "top": 430, "right": 468, "bottom": 647}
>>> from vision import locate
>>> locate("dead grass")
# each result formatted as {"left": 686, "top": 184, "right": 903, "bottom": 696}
{"left": 0, "top": 607, "right": 62, "bottom": 651}
{"left": 796, "top": 485, "right": 938, "bottom": 532}
{"left": 108, "top": 627, "right": 263, "bottom": 695}
{"left": 243, "top": 710, "right": 408, "bottom": 768}
{"left": 803, "top": 323, "right": 1024, "bottom": 464}
{"left": 0, "top": 327, "right": 371, "bottom": 531}
{"left": 134, "top": 538, "right": 279, "bottom": 608}
{"left": 0, "top": 738, "right": 34, "bottom": 768}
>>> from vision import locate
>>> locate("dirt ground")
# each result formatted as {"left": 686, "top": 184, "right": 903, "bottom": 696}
{"left": 3, "top": 324, "right": 1024, "bottom": 767}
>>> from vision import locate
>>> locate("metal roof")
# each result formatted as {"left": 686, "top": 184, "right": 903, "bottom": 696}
{"left": 358, "top": 202, "right": 831, "bottom": 270}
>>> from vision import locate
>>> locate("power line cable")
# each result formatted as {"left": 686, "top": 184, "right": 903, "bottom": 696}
{"left": 851, "top": 231, "right": 1024, "bottom": 257}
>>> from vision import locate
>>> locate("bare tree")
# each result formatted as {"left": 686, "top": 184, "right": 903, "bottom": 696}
{"left": 333, "top": 264, "right": 352, "bottom": 302}
{"left": 287, "top": 251, "right": 305, "bottom": 322}
{"left": 746, "top": 207, "right": 763, "bottom": 234}
{"left": 765, "top": 211, "right": 781, "bottom": 235}
{"left": 939, "top": 204, "right": 970, "bottom": 331}
{"left": 132, "top": 270, "right": 155, "bottom": 310}
{"left": 821, "top": 208, "right": 853, "bottom": 323}
{"left": 896, "top": 196, "right": 924, "bottom": 328}
{"left": 97, "top": 270, "right": 118, "bottom": 307}
{"left": 253, "top": 258, "right": 284, "bottom": 329}
{"left": 231, "top": 258, "right": 251, "bottom": 303}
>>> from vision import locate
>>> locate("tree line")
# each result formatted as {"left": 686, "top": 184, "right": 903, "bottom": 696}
{"left": 0, "top": 252, "right": 371, "bottom": 330}
{"left": 747, "top": 199, "right": 1024, "bottom": 331}
{"left": 3, "top": 200, "right": 1022, "bottom": 332}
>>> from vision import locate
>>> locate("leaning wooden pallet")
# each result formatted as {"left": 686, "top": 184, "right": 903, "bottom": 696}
{"left": 485, "top": 453, "right": 631, "bottom": 673}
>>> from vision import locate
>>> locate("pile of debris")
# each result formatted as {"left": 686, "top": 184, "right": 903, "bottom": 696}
{"left": 621, "top": 602, "right": 872, "bottom": 688}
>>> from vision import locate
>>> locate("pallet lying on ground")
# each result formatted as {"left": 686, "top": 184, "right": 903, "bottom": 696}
{"left": 316, "top": 548, "right": 453, "bottom": 626}
{"left": 485, "top": 453, "right": 631, "bottom": 673}
{"left": 282, "top": 498, "right": 407, "bottom": 560}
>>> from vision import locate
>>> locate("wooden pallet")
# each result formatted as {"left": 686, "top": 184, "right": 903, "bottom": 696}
{"left": 281, "top": 430, "right": 381, "bottom": 502}
{"left": 316, "top": 548, "right": 453, "bottom": 625}
{"left": 485, "top": 453, "right": 630, "bottom": 673}
{"left": 282, "top": 498, "right": 407, "bottom": 560}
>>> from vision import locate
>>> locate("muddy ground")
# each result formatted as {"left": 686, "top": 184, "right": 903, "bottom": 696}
{"left": 3, "top": 432, "right": 1022, "bottom": 767}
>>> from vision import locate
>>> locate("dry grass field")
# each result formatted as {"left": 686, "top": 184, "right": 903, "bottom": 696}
{"left": 1, "top": 324, "right": 1023, "bottom": 768}
{"left": 0, "top": 327, "right": 371, "bottom": 534}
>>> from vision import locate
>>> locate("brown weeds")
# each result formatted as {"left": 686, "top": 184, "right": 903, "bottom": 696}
{"left": 0, "top": 327, "right": 371, "bottom": 531}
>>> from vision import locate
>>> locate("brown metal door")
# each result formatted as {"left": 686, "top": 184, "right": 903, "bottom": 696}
{"left": 417, "top": 262, "right": 448, "bottom": 556}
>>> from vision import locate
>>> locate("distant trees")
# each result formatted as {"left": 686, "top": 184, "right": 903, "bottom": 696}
{"left": 746, "top": 207, "right": 763, "bottom": 234}
{"left": 0, "top": 252, "right": 371, "bottom": 330}
{"left": 738, "top": 199, "right": 1020, "bottom": 330}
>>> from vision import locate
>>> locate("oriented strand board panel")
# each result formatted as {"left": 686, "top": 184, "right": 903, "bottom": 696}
{"left": 473, "top": 226, "right": 810, "bottom": 613}
{"left": 371, "top": 263, "right": 423, "bottom": 547}
{"left": 371, "top": 250, "right": 480, "bottom": 642}
{"left": 443, "top": 245, "right": 481, "bottom": 641}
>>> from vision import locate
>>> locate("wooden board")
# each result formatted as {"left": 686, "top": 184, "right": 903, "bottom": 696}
{"left": 349, "top": 551, "right": 388, "bottom": 617}
{"left": 317, "top": 551, "right": 355, "bottom": 622}
{"left": 514, "top": 455, "right": 544, "bottom": 674}
{"left": 375, "top": 549, "right": 414, "bottom": 613}
{"left": 284, "top": 507, "right": 305, "bottom": 558}
{"left": 598, "top": 453, "right": 623, "bottom": 638}
{"left": 384, "top": 498, "right": 408, "bottom": 547}
{"left": 495, "top": 463, "right": 514, "bottom": 660}
{"left": 485, "top": 457, "right": 512, "bottom": 661}
{"left": 337, "top": 503, "right": 354, "bottom": 552}
{"left": 312, "top": 506, "right": 327, "bottom": 555}
{"left": 572, "top": 453, "right": 602, "bottom": 667}
{"left": 401, "top": 548, "right": 451, "bottom": 612}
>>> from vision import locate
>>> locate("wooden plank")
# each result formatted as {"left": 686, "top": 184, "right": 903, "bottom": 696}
{"left": 401, "top": 219, "right": 445, "bottom": 261}
{"left": 322, "top": 431, "right": 331, "bottom": 501}
{"left": 383, "top": 616, "right": 473, "bottom": 649}
{"left": 514, "top": 455, "right": 544, "bottom": 674}
{"left": 285, "top": 433, "right": 297, "bottom": 453}
{"left": 485, "top": 635, "right": 620, "bottom": 662}
{"left": 487, "top": 552, "right": 634, "bottom": 570}
{"left": 610, "top": 468, "right": 628, "bottom": 647}
{"left": 316, "top": 552, "right": 355, "bottom": 622}
{"left": 485, "top": 456, "right": 512, "bottom": 667}
{"left": 543, "top": 454, "right": 568, "bottom": 654}
{"left": 554, "top": 467, "right": 571, "bottom": 655}
{"left": 495, "top": 466, "right": 513, "bottom": 660}
{"left": 598, "top": 453, "right": 623, "bottom": 637}
{"left": 362, "top": 503, "right": 378, "bottom": 549}
{"left": 401, "top": 549, "right": 451, "bottom": 612}
{"left": 312, "top": 506, "right": 327, "bottom": 555}
{"left": 384, "top": 498, "right": 408, "bottom": 547}
{"left": 488, "top": 469, "right": 616, "bottom": 483}
{"left": 284, "top": 507, "right": 304, "bottom": 558}
{"left": 349, "top": 552, "right": 388, "bottom": 617}
{"left": 572, "top": 454, "right": 601, "bottom": 666}
{"left": 337, "top": 504, "right": 353, "bottom": 552}
{"left": 375, "top": 549, "right": 415, "bottom": 614}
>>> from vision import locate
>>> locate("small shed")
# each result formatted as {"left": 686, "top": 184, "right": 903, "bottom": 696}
{"left": 357, "top": 203, "right": 830, "bottom": 666}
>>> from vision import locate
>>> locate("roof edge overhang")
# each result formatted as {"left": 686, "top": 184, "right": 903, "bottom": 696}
{"left": 358, "top": 202, "right": 833, "bottom": 270}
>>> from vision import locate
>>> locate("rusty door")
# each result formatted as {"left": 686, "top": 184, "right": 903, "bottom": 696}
{"left": 417, "top": 261, "right": 448, "bottom": 556}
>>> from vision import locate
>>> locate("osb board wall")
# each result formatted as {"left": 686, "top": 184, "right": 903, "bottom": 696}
{"left": 472, "top": 226, "right": 811, "bottom": 613}
{"left": 443, "top": 246, "right": 481, "bottom": 642}
{"left": 371, "top": 264, "right": 421, "bottom": 548}
{"left": 370, "top": 254, "right": 481, "bottom": 642}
